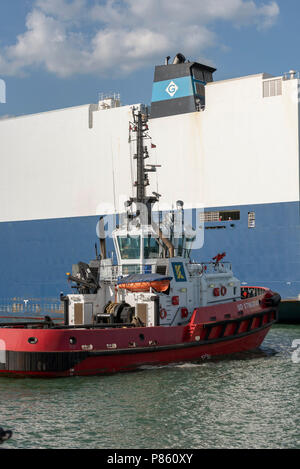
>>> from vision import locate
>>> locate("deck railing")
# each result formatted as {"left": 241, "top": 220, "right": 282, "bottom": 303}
{"left": 99, "top": 261, "right": 233, "bottom": 282}
{"left": 187, "top": 262, "right": 232, "bottom": 276}
{"left": 241, "top": 286, "right": 268, "bottom": 299}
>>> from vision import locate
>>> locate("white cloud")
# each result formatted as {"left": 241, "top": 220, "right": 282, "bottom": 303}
{"left": 2, "top": 9, "right": 89, "bottom": 77}
{"left": 0, "top": 0, "right": 280, "bottom": 78}
{"left": 35, "top": 0, "right": 87, "bottom": 22}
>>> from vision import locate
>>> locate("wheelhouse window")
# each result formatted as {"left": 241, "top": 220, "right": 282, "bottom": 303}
{"left": 144, "top": 236, "right": 160, "bottom": 259}
{"left": 122, "top": 264, "right": 140, "bottom": 275}
{"left": 117, "top": 236, "right": 141, "bottom": 259}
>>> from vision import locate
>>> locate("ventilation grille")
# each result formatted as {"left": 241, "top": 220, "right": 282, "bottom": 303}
{"left": 263, "top": 79, "right": 282, "bottom": 98}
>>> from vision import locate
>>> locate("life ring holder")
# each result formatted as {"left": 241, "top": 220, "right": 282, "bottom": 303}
{"left": 160, "top": 308, "right": 167, "bottom": 320}
{"left": 221, "top": 286, "right": 227, "bottom": 296}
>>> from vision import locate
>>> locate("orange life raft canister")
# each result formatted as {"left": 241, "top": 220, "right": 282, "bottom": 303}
{"left": 117, "top": 274, "right": 172, "bottom": 293}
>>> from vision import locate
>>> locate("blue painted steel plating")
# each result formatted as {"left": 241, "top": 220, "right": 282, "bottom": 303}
{"left": 0, "top": 201, "right": 299, "bottom": 310}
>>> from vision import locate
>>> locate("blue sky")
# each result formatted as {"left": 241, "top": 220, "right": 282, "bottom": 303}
{"left": 0, "top": 0, "right": 299, "bottom": 118}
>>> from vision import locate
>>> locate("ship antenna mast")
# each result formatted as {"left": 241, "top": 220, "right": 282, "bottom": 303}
{"left": 128, "top": 107, "right": 160, "bottom": 225}
{"left": 136, "top": 110, "right": 147, "bottom": 203}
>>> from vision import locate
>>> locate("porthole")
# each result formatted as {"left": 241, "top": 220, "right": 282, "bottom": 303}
{"left": 69, "top": 337, "right": 77, "bottom": 345}
{"left": 28, "top": 337, "right": 38, "bottom": 344}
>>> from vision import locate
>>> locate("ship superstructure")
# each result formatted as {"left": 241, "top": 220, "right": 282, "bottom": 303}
{"left": 64, "top": 108, "right": 241, "bottom": 329}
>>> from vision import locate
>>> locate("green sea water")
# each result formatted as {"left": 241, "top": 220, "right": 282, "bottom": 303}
{"left": 0, "top": 324, "right": 299, "bottom": 449}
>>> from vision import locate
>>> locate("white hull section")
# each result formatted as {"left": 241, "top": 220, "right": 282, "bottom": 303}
{"left": 0, "top": 73, "right": 299, "bottom": 224}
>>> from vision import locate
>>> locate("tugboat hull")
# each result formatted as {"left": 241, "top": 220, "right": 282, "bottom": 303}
{"left": 0, "top": 296, "right": 277, "bottom": 378}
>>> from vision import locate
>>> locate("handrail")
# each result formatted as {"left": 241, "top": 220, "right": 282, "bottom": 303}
{"left": 241, "top": 286, "right": 269, "bottom": 299}
{"left": 187, "top": 261, "right": 232, "bottom": 276}
{"left": 99, "top": 260, "right": 233, "bottom": 282}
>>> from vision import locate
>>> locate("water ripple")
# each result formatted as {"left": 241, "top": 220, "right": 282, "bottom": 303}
{"left": 0, "top": 325, "right": 299, "bottom": 449}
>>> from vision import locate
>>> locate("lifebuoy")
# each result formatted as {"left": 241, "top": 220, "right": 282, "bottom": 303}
{"left": 160, "top": 308, "right": 167, "bottom": 320}
{"left": 221, "top": 286, "right": 227, "bottom": 296}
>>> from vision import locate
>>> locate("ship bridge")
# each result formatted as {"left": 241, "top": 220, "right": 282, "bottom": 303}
{"left": 113, "top": 225, "right": 161, "bottom": 275}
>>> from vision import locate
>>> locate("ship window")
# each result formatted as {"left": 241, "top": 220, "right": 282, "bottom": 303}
{"left": 117, "top": 236, "right": 141, "bottom": 259}
{"left": 263, "top": 79, "right": 282, "bottom": 98}
{"left": 122, "top": 264, "right": 140, "bottom": 275}
{"left": 194, "top": 82, "right": 205, "bottom": 97}
{"left": 200, "top": 210, "right": 240, "bottom": 222}
{"left": 248, "top": 212, "right": 256, "bottom": 228}
{"left": 156, "top": 265, "right": 167, "bottom": 275}
{"left": 203, "top": 71, "right": 213, "bottom": 83}
{"left": 219, "top": 211, "right": 240, "bottom": 221}
{"left": 144, "top": 236, "right": 159, "bottom": 259}
{"left": 192, "top": 69, "right": 205, "bottom": 81}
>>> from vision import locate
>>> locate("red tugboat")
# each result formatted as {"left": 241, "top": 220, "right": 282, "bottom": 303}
{"left": 0, "top": 108, "right": 280, "bottom": 378}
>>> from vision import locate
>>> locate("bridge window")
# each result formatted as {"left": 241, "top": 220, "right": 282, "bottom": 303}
{"left": 144, "top": 236, "right": 160, "bottom": 259}
{"left": 117, "top": 236, "right": 141, "bottom": 260}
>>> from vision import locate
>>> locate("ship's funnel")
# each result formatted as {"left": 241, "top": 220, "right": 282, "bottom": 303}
{"left": 151, "top": 54, "right": 216, "bottom": 119}
{"left": 172, "top": 53, "right": 185, "bottom": 65}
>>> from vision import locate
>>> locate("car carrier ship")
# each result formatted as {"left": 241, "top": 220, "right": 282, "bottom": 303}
{"left": 0, "top": 53, "right": 299, "bottom": 322}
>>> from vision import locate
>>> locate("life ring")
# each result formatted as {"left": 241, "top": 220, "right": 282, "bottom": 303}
{"left": 160, "top": 308, "right": 167, "bottom": 320}
{"left": 221, "top": 286, "right": 227, "bottom": 296}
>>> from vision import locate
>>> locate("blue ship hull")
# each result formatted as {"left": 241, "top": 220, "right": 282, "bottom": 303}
{"left": 0, "top": 200, "right": 299, "bottom": 311}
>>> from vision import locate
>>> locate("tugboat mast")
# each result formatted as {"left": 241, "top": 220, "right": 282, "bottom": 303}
{"left": 136, "top": 110, "right": 147, "bottom": 203}
{"left": 129, "top": 109, "right": 159, "bottom": 225}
